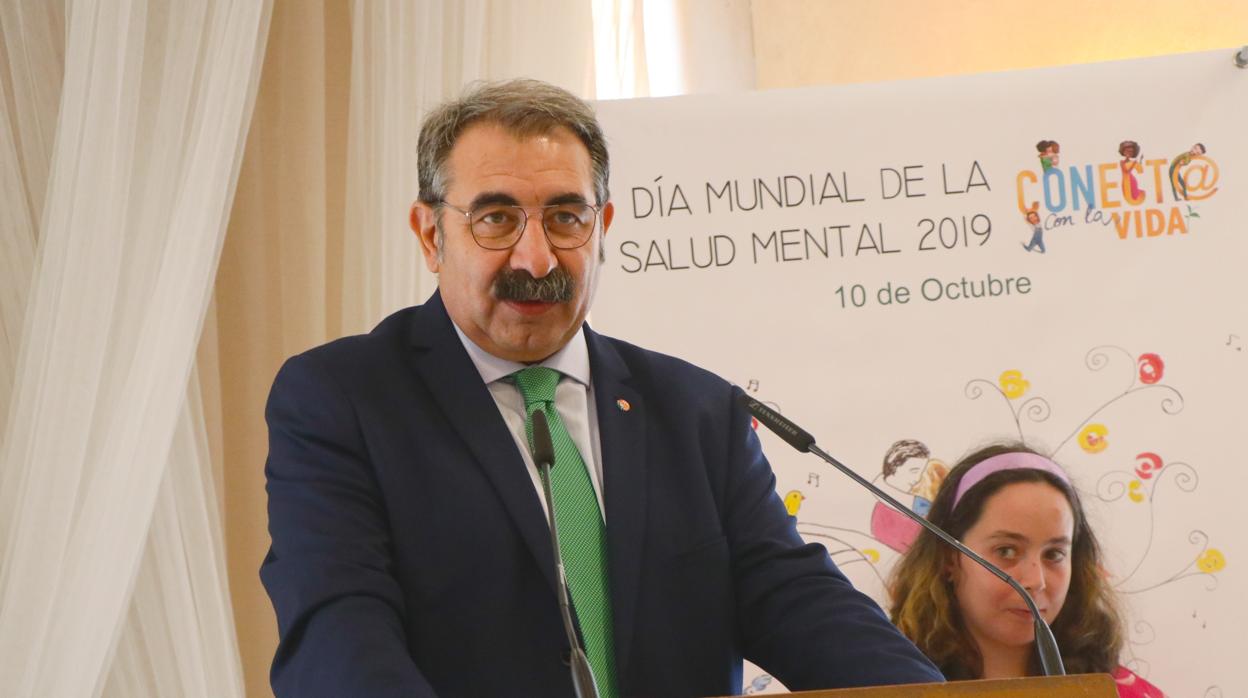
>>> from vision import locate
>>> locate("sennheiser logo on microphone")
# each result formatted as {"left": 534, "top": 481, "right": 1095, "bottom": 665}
{"left": 749, "top": 400, "right": 800, "bottom": 438}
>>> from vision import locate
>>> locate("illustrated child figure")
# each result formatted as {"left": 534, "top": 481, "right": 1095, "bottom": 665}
{"left": 1118, "top": 140, "right": 1144, "bottom": 204}
{"left": 1036, "top": 140, "right": 1060, "bottom": 171}
{"left": 1021, "top": 209, "right": 1045, "bottom": 254}
{"left": 1169, "top": 143, "right": 1206, "bottom": 201}
{"left": 911, "top": 458, "right": 949, "bottom": 517}
{"left": 870, "top": 439, "right": 931, "bottom": 552}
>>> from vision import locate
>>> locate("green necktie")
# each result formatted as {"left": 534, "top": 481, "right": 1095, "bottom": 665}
{"left": 513, "top": 366, "right": 618, "bottom": 698}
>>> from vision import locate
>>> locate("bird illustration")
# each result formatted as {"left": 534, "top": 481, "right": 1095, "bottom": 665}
{"left": 783, "top": 490, "right": 805, "bottom": 517}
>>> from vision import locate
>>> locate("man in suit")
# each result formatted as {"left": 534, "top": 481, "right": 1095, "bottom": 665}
{"left": 261, "top": 79, "right": 943, "bottom": 698}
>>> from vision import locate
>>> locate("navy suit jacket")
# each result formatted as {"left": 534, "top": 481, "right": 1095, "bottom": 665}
{"left": 261, "top": 292, "right": 941, "bottom": 697}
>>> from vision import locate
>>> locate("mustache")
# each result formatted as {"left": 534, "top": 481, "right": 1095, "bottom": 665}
{"left": 492, "top": 267, "right": 575, "bottom": 303}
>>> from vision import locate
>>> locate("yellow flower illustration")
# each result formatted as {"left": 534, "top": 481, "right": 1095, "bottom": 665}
{"left": 1197, "top": 549, "right": 1225, "bottom": 574}
{"left": 998, "top": 370, "right": 1030, "bottom": 399}
{"left": 1127, "top": 480, "right": 1145, "bottom": 503}
{"left": 1078, "top": 423, "right": 1109, "bottom": 453}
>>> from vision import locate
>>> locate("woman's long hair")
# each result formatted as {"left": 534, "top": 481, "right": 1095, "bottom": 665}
{"left": 888, "top": 443, "right": 1124, "bottom": 679}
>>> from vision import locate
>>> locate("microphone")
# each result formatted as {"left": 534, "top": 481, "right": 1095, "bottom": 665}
{"left": 530, "top": 409, "right": 601, "bottom": 698}
{"left": 738, "top": 393, "right": 1066, "bottom": 676}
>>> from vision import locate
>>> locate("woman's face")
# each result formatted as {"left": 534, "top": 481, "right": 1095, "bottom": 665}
{"left": 950, "top": 481, "right": 1075, "bottom": 658}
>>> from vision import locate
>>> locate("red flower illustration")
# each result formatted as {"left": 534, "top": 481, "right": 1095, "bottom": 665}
{"left": 1134, "top": 452, "right": 1162, "bottom": 480}
{"left": 1137, "top": 353, "right": 1164, "bottom": 384}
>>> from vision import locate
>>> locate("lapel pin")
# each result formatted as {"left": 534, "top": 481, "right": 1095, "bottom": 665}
{"left": 616, "top": 398, "right": 631, "bottom": 412}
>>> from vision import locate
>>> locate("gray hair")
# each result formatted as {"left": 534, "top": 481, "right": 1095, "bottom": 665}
{"left": 417, "top": 79, "right": 610, "bottom": 207}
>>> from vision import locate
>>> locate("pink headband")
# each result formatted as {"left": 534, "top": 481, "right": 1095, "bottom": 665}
{"left": 952, "top": 452, "right": 1071, "bottom": 510}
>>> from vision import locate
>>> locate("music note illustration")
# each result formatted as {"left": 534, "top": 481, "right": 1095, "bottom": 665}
{"left": 807, "top": 472, "right": 820, "bottom": 487}
{"left": 747, "top": 379, "right": 760, "bottom": 392}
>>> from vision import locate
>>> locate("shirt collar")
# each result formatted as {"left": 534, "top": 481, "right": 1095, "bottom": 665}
{"left": 452, "top": 321, "right": 591, "bottom": 387}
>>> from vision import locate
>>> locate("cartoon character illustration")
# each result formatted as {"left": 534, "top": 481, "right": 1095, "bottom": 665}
{"left": 1036, "top": 139, "right": 1061, "bottom": 171}
{"left": 1119, "top": 140, "right": 1144, "bottom": 204}
{"left": 1169, "top": 142, "right": 1206, "bottom": 201}
{"left": 911, "top": 458, "right": 949, "bottom": 516}
{"left": 870, "top": 439, "right": 930, "bottom": 552}
{"left": 1021, "top": 208, "right": 1045, "bottom": 253}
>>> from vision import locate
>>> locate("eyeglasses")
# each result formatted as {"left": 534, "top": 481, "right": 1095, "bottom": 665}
{"left": 437, "top": 201, "right": 601, "bottom": 250}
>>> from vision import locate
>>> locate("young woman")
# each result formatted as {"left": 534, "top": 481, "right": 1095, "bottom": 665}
{"left": 888, "top": 443, "right": 1166, "bottom": 697}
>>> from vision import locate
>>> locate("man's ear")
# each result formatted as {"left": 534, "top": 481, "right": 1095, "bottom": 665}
{"left": 411, "top": 201, "right": 441, "bottom": 273}
{"left": 600, "top": 201, "right": 614, "bottom": 237}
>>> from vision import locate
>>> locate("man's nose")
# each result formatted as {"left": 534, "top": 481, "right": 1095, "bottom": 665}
{"left": 508, "top": 213, "right": 558, "bottom": 278}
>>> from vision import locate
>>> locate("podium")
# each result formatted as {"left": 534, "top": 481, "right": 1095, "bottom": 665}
{"left": 718, "top": 673, "right": 1117, "bottom": 697}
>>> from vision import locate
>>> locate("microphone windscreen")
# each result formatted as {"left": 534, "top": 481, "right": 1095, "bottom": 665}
{"left": 531, "top": 409, "right": 556, "bottom": 468}
{"left": 736, "top": 392, "right": 815, "bottom": 453}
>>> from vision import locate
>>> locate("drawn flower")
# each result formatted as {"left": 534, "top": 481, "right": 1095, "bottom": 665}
{"left": 1134, "top": 452, "right": 1162, "bottom": 480}
{"left": 1127, "top": 480, "right": 1145, "bottom": 503}
{"left": 1137, "top": 353, "right": 1164, "bottom": 385}
{"left": 1078, "top": 423, "right": 1109, "bottom": 453}
{"left": 998, "top": 370, "right": 1030, "bottom": 399}
{"left": 1196, "top": 548, "right": 1226, "bottom": 574}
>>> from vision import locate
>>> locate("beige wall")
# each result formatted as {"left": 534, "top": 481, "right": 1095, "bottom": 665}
{"left": 752, "top": 0, "right": 1248, "bottom": 88}
{"left": 218, "top": 1, "right": 1247, "bottom": 695}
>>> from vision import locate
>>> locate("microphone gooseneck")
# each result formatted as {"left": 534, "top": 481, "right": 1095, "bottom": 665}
{"left": 530, "top": 409, "right": 602, "bottom": 698}
{"left": 532, "top": 408, "right": 556, "bottom": 468}
{"left": 737, "top": 393, "right": 1066, "bottom": 676}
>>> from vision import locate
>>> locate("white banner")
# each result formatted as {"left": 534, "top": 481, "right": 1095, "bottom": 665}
{"left": 594, "top": 49, "right": 1246, "bottom": 696}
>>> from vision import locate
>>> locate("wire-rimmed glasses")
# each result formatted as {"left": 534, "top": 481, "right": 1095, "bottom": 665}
{"left": 437, "top": 201, "right": 601, "bottom": 250}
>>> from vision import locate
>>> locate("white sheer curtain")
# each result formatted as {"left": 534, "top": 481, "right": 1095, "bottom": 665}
{"left": 0, "top": 0, "right": 62, "bottom": 445}
{"left": 100, "top": 367, "right": 245, "bottom": 698}
{"left": 0, "top": 79, "right": 36, "bottom": 436}
{"left": 0, "top": 2, "right": 270, "bottom": 697}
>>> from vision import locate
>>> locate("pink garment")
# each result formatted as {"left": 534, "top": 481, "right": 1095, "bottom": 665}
{"left": 1121, "top": 159, "right": 1145, "bottom": 204}
{"left": 1113, "top": 666, "right": 1166, "bottom": 698}
{"left": 870, "top": 501, "right": 920, "bottom": 553}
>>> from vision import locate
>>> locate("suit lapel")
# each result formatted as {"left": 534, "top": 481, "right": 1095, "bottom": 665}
{"left": 407, "top": 292, "right": 557, "bottom": 594}
{"left": 585, "top": 327, "right": 648, "bottom": 681}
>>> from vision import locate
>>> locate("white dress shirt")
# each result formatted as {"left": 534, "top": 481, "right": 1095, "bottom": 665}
{"left": 452, "top": 323, "right": 606, "bottom": 520}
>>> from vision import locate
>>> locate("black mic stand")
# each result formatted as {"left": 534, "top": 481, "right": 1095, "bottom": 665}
{"left": 739, "top": 394, "right": 1066, "bottom": 676}
{"left": 531, "top": 409, "right": 602, "bottom": 698}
